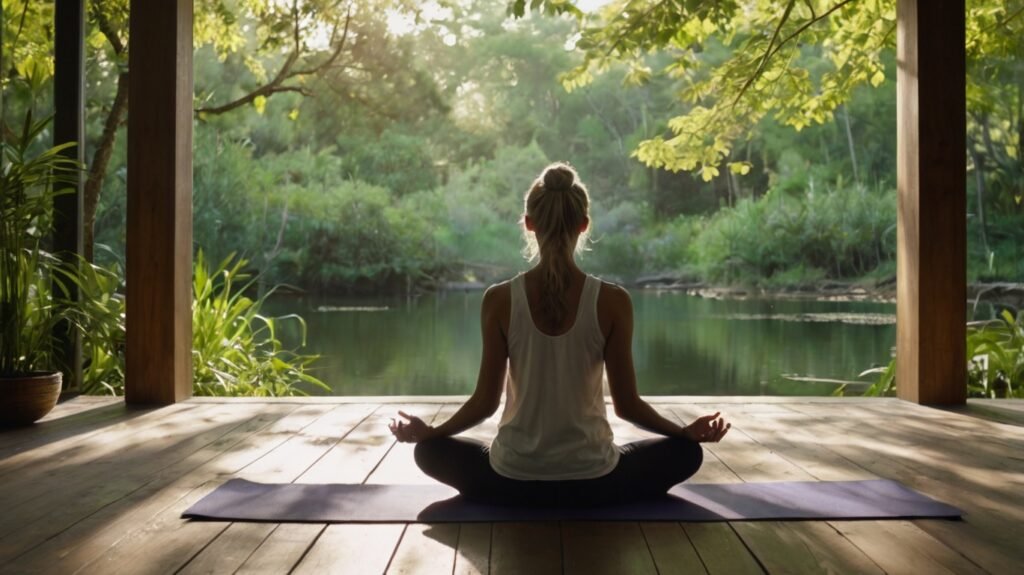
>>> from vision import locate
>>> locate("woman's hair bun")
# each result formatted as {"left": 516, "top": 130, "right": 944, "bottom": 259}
{"left": 542, "top": 164, "right": 575, "bottom": 191}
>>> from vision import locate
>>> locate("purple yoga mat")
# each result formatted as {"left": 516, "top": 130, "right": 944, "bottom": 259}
{"left": 182, "top": 479, "right": 961, "bottom": 523}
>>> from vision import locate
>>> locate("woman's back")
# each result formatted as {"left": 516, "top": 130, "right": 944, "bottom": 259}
{"left": 487, "top": 271, "right": 620, "bottom": 480}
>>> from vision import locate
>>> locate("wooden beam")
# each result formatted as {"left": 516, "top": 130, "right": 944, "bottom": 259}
{"left": 896, "top": 0, "right": 967, "bottom": 405}
{"left": 125, "top": 0, "right": 193, "bottom": 404}
{"left": 53, "top": 0, "right": 85, "bottom": 390}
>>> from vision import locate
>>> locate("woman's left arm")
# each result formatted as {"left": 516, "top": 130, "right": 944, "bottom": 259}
{"left": 390, "top": 285, "right": 508, "bottom": 443}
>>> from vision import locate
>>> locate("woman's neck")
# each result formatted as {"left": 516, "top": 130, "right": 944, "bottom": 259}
{"left": 529, "top": 255, "right": 583, "bottom": 277}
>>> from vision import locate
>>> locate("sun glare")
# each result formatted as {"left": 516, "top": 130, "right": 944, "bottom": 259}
{"left": 386, "top": 2, "right": 453, "bottom": 36}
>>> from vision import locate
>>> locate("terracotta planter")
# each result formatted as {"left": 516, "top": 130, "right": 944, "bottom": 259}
{"left": 0, "top": 371, "right": 62, "bottom": 426}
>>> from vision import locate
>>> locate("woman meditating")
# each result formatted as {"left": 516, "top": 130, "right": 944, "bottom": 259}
{"left": 389, "top": 162, "right": 730, "bottom": 507}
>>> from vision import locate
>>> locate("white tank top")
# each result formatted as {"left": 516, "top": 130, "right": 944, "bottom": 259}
{"left": 488, "top": 273, "right": 620, "bottom": 480}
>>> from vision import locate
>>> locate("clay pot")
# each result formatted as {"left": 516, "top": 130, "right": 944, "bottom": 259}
{"left": 0, "top": 371, "right": 62, "bottom": 426}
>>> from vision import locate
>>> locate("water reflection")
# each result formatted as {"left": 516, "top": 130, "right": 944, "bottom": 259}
{"left": 266, "top": 291, "right": 897, "bottom": 396}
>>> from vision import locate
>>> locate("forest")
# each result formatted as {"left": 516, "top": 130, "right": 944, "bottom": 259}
{"left": 2, "top": 0, "right": 1019, "bottom": 295}
{"left": 2, "top": 1, "right": 1023, "bottom": 397}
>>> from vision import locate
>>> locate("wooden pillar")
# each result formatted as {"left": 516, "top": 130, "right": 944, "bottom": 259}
{"left": 896, "top": 0, "right": 967, "bottom": 405}
{"left": 53, "top": 0, "right": 85, "bottom": 390}
{"left": 125, "top": 0, "right": 193, "bottom": 404}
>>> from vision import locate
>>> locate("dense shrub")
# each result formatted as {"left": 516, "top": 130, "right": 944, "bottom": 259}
{"left": 691, "top": 185, "right": 895, "bottom": 284}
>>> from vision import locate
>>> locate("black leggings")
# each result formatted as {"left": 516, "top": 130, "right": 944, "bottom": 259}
{"left": 413, "top": 435, "right": 703, "bottom": 507}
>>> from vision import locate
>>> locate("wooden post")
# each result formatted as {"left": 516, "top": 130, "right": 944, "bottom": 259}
{"left": 125, "top": 0, "right": 193, "bottom": 404}
{"left": 53, "top": 0, "right": 85, "bottom": 391}
{"left": 896, "top": 0, "right": 967, "bottom": 405}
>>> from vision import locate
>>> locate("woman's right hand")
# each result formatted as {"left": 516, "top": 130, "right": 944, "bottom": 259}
{"left": 683, "top": 412, "right": 731, "bottom": 442}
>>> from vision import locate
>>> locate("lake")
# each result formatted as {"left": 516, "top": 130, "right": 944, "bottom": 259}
{"left": 266, "top": 290, "right": 897, "bottom": 396}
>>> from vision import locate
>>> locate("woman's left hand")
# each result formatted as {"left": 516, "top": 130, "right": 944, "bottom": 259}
{"left": 389, "top": 410, "right": 435, "bottom": 443}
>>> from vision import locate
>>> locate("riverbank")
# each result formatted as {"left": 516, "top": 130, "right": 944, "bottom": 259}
{"left": 438, "top": 276, "right": 1024, "bottom": 308}
{"left": 635, "top": 277, "right": 896, "bottom": 303}
{"left": 630, "top": 275, "right": 1024, "bottom": 309}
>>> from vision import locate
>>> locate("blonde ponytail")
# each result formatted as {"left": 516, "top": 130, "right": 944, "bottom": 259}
{"left": 522, "top": 163, "right": 591, "bottom": 331}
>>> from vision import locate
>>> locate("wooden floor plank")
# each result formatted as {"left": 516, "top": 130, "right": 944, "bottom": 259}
{"left": 832, "top": 520, "right": 984, "bottom": 575}
{"left": 0, "top": 402, "right": 198, "bottom": 481}
{"left": 43, "top": 396, "right": 123, "bottom": 420}
{"left": 176, "top": 404, "right": 379, "bottom": 574}
{"left": 72, "top": 404, "right": 374, "bottom": 575}
{"left": 719, "top": 410, "right": 879, "bottom": 481}
{"left": 291, "top": 524, "right": 404, "bottom": 575}
{"left": 0, "top": 403, "right": 278, "bottom": 563}
{"left": 5, "top": 405, "right": 325, "bottom": 575}
{"left": 212, "top": 404, "right": 434, "bottom": 575}
{"left": 386, "top": 523, "right": 459, "bottom": 574}
{"left": 237, "top": 403, "right": 378, "bottom": 483}
{"left": 670, "top": 406, "right": 815, "bottom": 483}
{"left": 667, "top": 407, "right": 892, "bottom": 575}
{"left": 298, "top": 408, "right": 408, "bottom": 484}
{"left": 234, "top": 524, "right": 325, "bottom": 575}
{"left": 639, "top": 522, "right": 707, "bottom": 575}
{"left": 0, "top": 398, "right": 124, "bottom": 456}
{"left": 453, "top": 523, "right": 491, "bottom": 575}
{"left": 683, "top": 523, "right": 764, "bottom": 575}
{"left": 0, "top": 403, "right": 209, "bottom": 517}
{"left": 782, "top": 403, "right": 1024, "bottom": 574}
{"left": 366, "top": 404, "right": 450, "bottom": 484}
{"left": 0, "top": 398, "right": 127, "bottom": 464}
{"left": 177, "top": 522, "right": 276, "bottom": 575}
{"left": 489, "top": 522, "right": 561, "bottom": 575}
{"left": 731, "top": 522, "right": 883, "bottom": 575}
{"left": 73, "top": 483, "right": 232, "bottom": 575}
{"left": 562, "top": 521, "right": 657, "bottom": 575}
{"left": 683, "top": 405, "right": 982, "bottom": 575}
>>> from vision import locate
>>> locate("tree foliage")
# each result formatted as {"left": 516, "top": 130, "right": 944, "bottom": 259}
{"left": 517, "top": 1, "right": 1022, "bottom": 188}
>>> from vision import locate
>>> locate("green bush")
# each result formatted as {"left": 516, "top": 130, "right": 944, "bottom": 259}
{"left": 71, "top": 255, "right": 126, "bottom": 395}
{"left": 692, "top": 185, "right": 895, "bottom": 284}
{"left": 191, "top": 251, "right": 328, "bottom": 396}
{"left": 638, "top": 216, "right": 701, "bottom": 276}
{"left": 966, "top": 310, "right": 1024, "bottom": 398}
{"left": 74, "top": 251, "right": 326, "bottom": 396}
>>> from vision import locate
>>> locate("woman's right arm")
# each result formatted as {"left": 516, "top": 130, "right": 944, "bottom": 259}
{"left": 603, "top": 285, "right": 730, "bottom": 442}
{"left": 396, "top": 284, "right": 508, "bottom": 442}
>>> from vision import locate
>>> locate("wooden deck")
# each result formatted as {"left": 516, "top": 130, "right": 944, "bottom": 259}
{"left": 1, "top": 396, "right": 1021, "bottom": 574}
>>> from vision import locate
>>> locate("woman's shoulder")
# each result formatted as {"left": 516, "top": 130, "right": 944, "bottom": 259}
{"left": 596, "top": 278, "right": 632, "bottom": 306}
{"left": 482, "top": 279, "right": 513, "bottom": 311}
{"left": 484, "top": 278, "right": 514, "bottom": 298}
{"left": 482, "top": 280, "right": 514, "bottom": 331}
{"left": 594, "top": 279, "right": 632, "bottom": 336}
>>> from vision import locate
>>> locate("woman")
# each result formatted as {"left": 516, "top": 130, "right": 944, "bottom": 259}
{"left": 389, "top": 162, "right": 729, "bottom": 507}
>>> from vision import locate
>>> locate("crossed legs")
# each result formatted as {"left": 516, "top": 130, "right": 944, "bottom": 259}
{"left": 414, "top": 435, "right": 703, "bottom": 507}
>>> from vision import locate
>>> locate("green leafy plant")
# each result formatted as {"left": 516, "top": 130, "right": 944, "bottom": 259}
{"left": 191, "top": 250, "right": 328, "bottom": 396}
{"left": 0, "top": 114, "right": 80, "bottom": 377}
{"left": 856, "top": 310, "right": 1024, "bottom": 399}
{"left": 966, "top": 310, "right": 1024, "bottom": 398}
{"left": 65, "top": 251, "right": 126, "bottom": 395}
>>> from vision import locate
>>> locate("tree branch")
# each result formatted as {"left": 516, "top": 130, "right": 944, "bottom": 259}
{"left": 91, "top": 5, "right": 125, "bottom": 56}
{"left": 195, "top": 83, "right": 310, "bottom": 116}
{"left": 731, "top": 0, "right": 858, "bottom": 107}
{"left": 603, "top": 1, "right": 663, "bottom": 58}
{"left": 84, "top": 71, "right": 130, "bottom": 261}
{"left": 194, "top": 7, "right": 352, "bottom": 118}
{"left": 733, "top": 0, "right": 796, "bottom": 106}
{"left": 290, "top": 8, "right": 353, "bottom": 76}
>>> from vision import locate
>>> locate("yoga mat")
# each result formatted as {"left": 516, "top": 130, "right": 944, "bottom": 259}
{"left": 182, "top": 479, "right": 962, "bottom": 523}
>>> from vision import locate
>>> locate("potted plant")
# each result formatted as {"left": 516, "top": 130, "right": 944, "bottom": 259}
{"left": 0, "top": 113, "right": 81, "bottom": 426}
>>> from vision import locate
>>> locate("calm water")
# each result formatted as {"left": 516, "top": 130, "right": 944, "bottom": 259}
{"left": 266, "top": 291, "right": 897, "bottom": 396}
